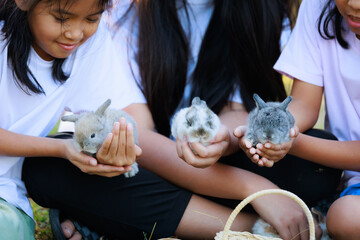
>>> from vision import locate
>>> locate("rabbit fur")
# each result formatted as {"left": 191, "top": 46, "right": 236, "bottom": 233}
{"left": 61, "top": 99, "right": 139, "bottom": 178}
{"left": 245, "top": 93, "right": 295, "bottom": 146}
{"left": 252, "top": 208, "right": 332, "bottom": 240}
{"left": 171, "top": 97, "right": 221, "bottom": 147}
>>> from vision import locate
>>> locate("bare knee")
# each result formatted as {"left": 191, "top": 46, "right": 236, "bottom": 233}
{"left": 327, "top": 195, "right": 360, "bottom": 239}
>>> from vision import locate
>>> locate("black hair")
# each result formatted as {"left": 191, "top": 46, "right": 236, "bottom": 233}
{"left": 121, "top": 0, "right": 300, "bottom": 136}
{"left": 0, "top": 0, "right": 112, "bottom": 95}
{"left": 318, "top": 0, "right": 348, "bottom": 48}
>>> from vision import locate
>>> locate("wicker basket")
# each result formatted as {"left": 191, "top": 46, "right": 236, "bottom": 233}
{"left": 215, "top": 189, "right": 315, "bottom": 240}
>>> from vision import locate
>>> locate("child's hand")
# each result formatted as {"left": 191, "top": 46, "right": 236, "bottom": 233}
{"left": 254, "top": 126, "right": 299, "bottom": 165}
{"left": 63, "top": 139, "right": 129, "bottom": 177}
{"left": 96, "top": 118, "right": 142, "bottom": 167}
{"left": 251, "top": 192, "right": 314, "bottom": 240}
{"left": 175, "top": 125, "right": 230, "bottom": 168}
{"left": 233, "top": 125, "right": 274, "bottom": 167}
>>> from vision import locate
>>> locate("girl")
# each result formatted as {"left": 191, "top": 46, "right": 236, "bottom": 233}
{"left": 241, "top": 0, "right": 360, "bottom": 238}
{"left": 0, "top": 0, "right": 141, "bottom": 239}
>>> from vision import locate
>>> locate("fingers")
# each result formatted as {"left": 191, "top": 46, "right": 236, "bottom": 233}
{"left": 135, "top": 145, "right": 142, "bottom": 159}
{"left": 125, "top": 123, "right": 136, "bottom": 162}
{"left": 181, "top": 141, "right": 216, "bottom": 168}
{"left": 176, "top": 138, "right": 184, "bottom": 159}
{"left": 96, "top": 118, "right": 139, "bottom": 166}
{"left": 290, "top": 125, "right": 300, "bottom": 138}
{"left": 109, "top": 121, "right": 120, "bottom": 157}
{"left": 177, "top": 140, "right": 219, "bottom": 168}
{"left": 119, "top": 118, "right": 127, "bottom": 157}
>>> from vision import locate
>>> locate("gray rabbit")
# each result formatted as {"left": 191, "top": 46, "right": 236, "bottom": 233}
{"left": 171, "top": 97, "right": 221, "bottom": 147}
{"left": 245, "top": 94, "right": 294, "bottom": 146}
{"left": 61, "top": 99, "right": 139, "bottom": 178}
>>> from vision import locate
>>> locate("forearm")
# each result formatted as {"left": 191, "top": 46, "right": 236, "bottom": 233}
{"left": 137, "top": 129, "right": 278, "bottom": 200}
{"left": 290, "top": 133, "right": 360, "bottom": 171}
{"left": 0, "top": 128, "right": 66, "bottom": 158}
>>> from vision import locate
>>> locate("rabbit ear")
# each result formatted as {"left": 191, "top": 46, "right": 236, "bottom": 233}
{"left": 95, "top": 99, "right": 111, "bottom": 115}
{"left": 192, "top": 97, "right": 207, "bottom": 108}
{"left": 61, "top": 114, "right": 80, "bottom": 122}
{"left": 280, "top": 96, "right": 292, "bottom": 110}
{"left": 311, "top": 207, "right": 324, "bottom": 223}
{"left": 192, "top": 97, "right": 201, "bottom": 105}
{"left": 253, "top": 94, "right": 267, "bottom": 109}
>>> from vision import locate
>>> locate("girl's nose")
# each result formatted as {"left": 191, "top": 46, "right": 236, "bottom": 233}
{"left": 349, "top": 0, "right": 360, "bottom": 10}
{"left": 64, "top": 25, "right": 84, "bottom": 41}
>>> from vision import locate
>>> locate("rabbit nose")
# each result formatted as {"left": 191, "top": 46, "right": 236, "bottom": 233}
{"left": 266, "top": 133, "right": 273, "bottom": 139}
{"left": 198, "top": 128, "right": 205, "bottom": 136}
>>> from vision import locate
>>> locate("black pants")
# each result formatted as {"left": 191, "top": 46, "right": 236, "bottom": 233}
{"left": 22, "top": 133, "right": 192, "bottom": 239}
{"left": 22, "top": 129, "right": 342, "bottom": 238}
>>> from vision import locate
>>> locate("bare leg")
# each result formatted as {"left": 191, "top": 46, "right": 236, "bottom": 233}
{"left": 175, "top": 195, "right": 257, "bottom": 240}
{"left": 327, "top": 195, "right": 360, "bottom": 239}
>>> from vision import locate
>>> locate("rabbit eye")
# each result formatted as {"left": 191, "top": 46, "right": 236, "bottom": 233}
{"left": 90, "top": 133, "right": 95, "bottom": 138}
{"left": 186, "top": 118, "right": 192, "bottom": 127}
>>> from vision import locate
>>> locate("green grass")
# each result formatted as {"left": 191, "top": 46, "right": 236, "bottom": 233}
{"left": 31, "top": 199, "right": 53, "bottom": 240}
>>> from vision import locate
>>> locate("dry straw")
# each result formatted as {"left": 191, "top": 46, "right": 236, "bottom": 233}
{"left": 215, "top": 189, "right": 315, "bottom": 240}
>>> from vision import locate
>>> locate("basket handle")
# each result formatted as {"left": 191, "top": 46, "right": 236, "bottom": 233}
{"left": 221, "top": 189, "right": 315, "bottom": 240}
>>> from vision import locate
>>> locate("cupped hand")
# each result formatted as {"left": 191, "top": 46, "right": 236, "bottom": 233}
{"left": 254, "top": 126, "right": 299, "bottom": 166}
{"left": 175, "top": 125, "right": 230, "bottom": 168}
{"left": 234, "top": 125, "right": 299, "bottom": 168}
{"left": 62, "top": 138, "right": 130, "bottom": 177}
{"left": 234, "top": 125, "right": 274, "bottom": 167}
{"left": 96, "top": 117, "right": 142, "bottom": 167}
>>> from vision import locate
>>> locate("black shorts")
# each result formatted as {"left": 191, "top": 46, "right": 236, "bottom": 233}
{"left": 22, "top": 133, "right": 192, "bottom": 239}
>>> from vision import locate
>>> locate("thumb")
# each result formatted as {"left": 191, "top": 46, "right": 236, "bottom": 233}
{"left": 135, "top": 145, "right": 142, "bottom": 158}
{"left": 234, "top": 125, "right": 247, "bottom": 138}
{"left": 81, "top": 155, "right": 98, "bottom": 166}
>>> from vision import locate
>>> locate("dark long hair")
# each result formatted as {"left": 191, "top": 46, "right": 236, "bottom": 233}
{"left": 123, "top": 0, "right": 300, "bottom": 136}
{"left": 318, "top": 0, "right": 348, "bottom": 48}
{"left": 0, "top": 0, "right": 112, "bottom": 95}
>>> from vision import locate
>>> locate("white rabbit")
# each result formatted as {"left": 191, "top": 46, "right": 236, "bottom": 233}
{"left": 171, "top": 97, "right": 221, "bottom": 149}
{"left": 61, "top": 99, "right": 139, "bottom": 178}
{"left": 245, "top": 93, "right": 295, "bottom": 146}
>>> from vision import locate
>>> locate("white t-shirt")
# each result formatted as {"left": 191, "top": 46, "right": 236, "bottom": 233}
{"left": 0, "top": 20, "right": 144, "bottom": 218}
{"left": 274, "top": 0, "right": 360, "bottom": 187}
{"left": 108, "top": 0, "right": 242, "bottom": 112}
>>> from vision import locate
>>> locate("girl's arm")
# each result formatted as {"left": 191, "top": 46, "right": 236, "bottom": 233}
{"left": 287, "top": 79, "right": 360, "bottom": 169}
{"left": 0, "top": 128, "right": 130, "bottom": 177}
{"left": 289, "top": 79, "right": 323, "bottom": 132}
{"left": 124, "top": 103, "right": 311, "bottom": 240}
{"left": 290, "top": 134, "right": 360, "bottom": 171}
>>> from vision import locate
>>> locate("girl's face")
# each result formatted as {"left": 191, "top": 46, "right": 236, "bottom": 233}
{"left": 28, "top": 0, "right": 104, "bottom": 61}
{"left": 335, "top": 0, "right": 360, "bottom": 38}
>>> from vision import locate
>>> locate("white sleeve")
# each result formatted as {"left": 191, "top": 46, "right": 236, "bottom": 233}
{"left": 274, "top": 0, "right": 325, "bottom": 87}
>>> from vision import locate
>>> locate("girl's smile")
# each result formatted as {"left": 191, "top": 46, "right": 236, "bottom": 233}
{"left": 347, "top": 15, "right": 360, "bottom": 28}
{"left": 336, "top": 0, "right": 360, "bottom": 39}
{"left": 57, "top": 42, "right": 78, "bottom": 52}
